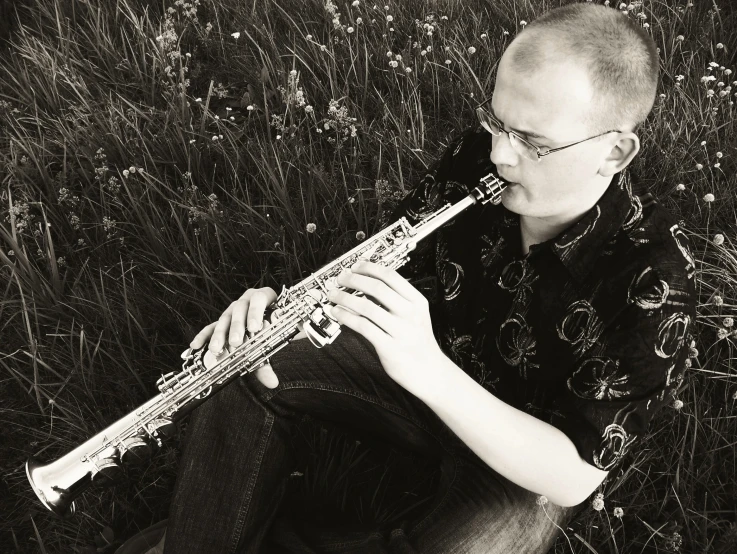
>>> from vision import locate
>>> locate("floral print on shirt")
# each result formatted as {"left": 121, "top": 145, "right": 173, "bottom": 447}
{"left": 386, "top": 125, "right": 697, "bottom": 479}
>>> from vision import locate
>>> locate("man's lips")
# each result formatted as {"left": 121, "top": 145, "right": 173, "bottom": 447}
{"left": 497, "top": 172, "right": 518, "bottom": 184}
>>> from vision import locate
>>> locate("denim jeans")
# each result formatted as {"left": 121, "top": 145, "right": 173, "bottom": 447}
{"left": 164, "top": 326, "right": 583, "bottom": 554}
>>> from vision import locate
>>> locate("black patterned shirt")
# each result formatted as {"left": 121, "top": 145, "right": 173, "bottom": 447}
{"left": 387, "top": 125, "right": 697, "bottom": 484}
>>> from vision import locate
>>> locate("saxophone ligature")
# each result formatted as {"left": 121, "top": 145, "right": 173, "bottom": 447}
{"left": 26, "top": 172, "right": 507, "bottom": 516}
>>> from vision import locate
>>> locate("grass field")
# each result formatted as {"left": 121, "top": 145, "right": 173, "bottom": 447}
{"left": 1, "top": 0, "right": 736, "bottom": 552}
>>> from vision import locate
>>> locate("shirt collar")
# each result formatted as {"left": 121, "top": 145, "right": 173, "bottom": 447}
{"left": 487, "top": 168, "right": 651, "bottom": 284}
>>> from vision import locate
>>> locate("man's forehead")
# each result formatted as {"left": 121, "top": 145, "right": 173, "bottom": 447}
{"left": 492, "top": 55, "right": 595, "bottom": 136}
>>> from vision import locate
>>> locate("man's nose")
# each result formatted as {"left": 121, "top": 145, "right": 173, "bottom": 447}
{"left": 489, "top": 132, "right": 519, "bottom": 168}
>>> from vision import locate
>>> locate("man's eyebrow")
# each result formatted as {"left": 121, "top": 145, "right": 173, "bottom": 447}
{"left": 489, "top": 104, "right": 549, "bottom": 140}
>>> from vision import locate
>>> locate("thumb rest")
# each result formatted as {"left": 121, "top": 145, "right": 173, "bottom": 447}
{"left": 26, "top": 172, "right": 507, "bottom": 516}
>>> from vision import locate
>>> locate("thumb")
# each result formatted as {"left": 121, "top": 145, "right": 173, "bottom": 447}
{"left": 255, "top": 362, "right": 279, "bottom": 389}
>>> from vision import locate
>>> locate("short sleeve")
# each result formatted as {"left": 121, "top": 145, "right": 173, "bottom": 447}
{"left": 548, "top": 262, "right": 697, "bottom": 473}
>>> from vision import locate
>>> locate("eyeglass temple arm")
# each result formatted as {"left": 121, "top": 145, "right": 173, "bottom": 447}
{"left": 539, "top": 130, "right": 622, "bottom": 157}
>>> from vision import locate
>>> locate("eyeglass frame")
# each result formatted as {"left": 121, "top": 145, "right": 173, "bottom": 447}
{"left": 475, "top": 96, "right": 622, "bottom": 162}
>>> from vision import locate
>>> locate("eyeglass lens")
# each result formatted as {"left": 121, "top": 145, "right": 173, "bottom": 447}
{"left": 477, "top": 108, "right": 539, "bottom": 161}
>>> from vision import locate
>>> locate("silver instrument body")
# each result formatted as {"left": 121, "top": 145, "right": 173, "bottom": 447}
{"left": 26, "top": 173, "right": 507, "bottom": 516}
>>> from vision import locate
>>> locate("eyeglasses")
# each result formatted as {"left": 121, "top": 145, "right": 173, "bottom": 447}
{"left": 475, "top": 97, "right": 621, "bottom": 163}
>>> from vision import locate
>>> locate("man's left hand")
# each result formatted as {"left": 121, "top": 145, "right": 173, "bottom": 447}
{"left": 325, "top": 260, "right": 448, "bottom": 397}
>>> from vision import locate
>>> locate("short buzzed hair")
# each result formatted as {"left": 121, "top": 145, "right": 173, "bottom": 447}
{"left": 508, "top": 3, "right": 659, "bottom": 135}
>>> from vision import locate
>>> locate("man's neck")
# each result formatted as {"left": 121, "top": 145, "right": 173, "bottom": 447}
{"left": 519, "top": 218, "right": 569, "bottom": 256}
{"left": 518, "top": 175, "right": 615, "bottom": 255}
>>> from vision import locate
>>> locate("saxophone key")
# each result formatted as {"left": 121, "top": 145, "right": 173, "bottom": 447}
{"left": 90, "top": 458, "right": 124, "bottom": 485}
{"left": 119, "top": 436, "right": 153, "bottom": 464}
{"left": 149, "top": 417, "right": 176, "bottom": 439}
{"left": 156, "top": 372, "right": 178, "bottom": 393}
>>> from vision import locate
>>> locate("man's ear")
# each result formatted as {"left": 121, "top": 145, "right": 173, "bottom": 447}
{"left": 599, "top": 132, "right": 640, "bottom": 177}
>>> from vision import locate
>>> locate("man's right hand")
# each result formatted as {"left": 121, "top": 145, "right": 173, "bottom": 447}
{"left": 189, "top": 287, "right": 307, "bottom": 389}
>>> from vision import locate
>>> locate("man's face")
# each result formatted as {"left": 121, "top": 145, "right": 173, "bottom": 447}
{"left": 489, "top": 44, "right": 617, "bottom": 225}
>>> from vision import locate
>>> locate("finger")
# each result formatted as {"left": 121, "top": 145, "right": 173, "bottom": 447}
{"left": 228, "top": 296, "right": 250, "bottom": 347}
{"left": 255, "top": 363, "right": 279, "bottom": 389}
{"left": 338, "top": 273, "right": 408, "bottom": 316}
{"left": 351, "top": 261, "right": 424, "bottom": 305}
{"left": 208, "top": 306, "right": 235, "bottom": 354}
{"left": 248, "top": 290, "right": 273, "bottom": 333}
{"left": 329, "top": 289, "right": 397, "bottom": 336}
{"left": 190, "top": 321, "right": 218, "bottom": 349}
{"left": 326, "top": 304, "right": 386, "bottom": 349}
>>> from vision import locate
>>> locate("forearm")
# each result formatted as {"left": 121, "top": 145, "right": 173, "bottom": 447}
{"left": 417, "top": 354, "right": 592, "bottom": 508}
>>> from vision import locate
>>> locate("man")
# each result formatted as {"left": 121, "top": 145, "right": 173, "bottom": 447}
{"left": 118, "top": 3, "right": 696, "bottom": 553}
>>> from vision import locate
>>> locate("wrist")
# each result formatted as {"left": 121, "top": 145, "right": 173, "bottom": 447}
{"left": 415, "top": 350, "right": 459, "bottom": 405}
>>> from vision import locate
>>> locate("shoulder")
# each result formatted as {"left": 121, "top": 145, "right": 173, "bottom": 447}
{"left": 591, "top": 195, "right": 697, "bottom": 327}
{"left": 430, "top": 125, "right": 494, "bottom": 194}
{"left": 441, "top": 125, "right": 492, "bottom": 166}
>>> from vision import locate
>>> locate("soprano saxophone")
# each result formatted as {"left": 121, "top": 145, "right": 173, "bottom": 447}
{"left": 26, "top": 173, "right": 507, "bottom": 516}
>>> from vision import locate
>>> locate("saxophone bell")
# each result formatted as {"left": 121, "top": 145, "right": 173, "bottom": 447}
{"left": 26, "top": 457, "right": 82, "bottom": 517}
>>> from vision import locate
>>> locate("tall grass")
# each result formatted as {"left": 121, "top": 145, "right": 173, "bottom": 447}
{"left": 0, "top": 0, "right": 736, "bottom": 552}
